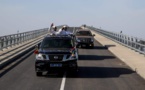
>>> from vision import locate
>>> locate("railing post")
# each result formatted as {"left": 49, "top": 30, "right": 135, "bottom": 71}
{"left": 0, "top": 37, "right": 4, "bottom": 51}
{"left": 5, "top": 36, "right": 8, "bottom": 49}
{"left": 17, "top": 34, "right": 19, "bottom": 45}
{"left": 19, "top": 34, "right": 21, "bottom": 44}
{"left": 13, "top": 35, "right": 16, "bottom": 46}
{"left": 10, "top": 35, "right": 12, "bottom": 47}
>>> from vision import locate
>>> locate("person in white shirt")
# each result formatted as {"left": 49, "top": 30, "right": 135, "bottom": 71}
{"left": 57, "top": 26, "right": 64, "bottom": 35}
{"left": 59, "top": 26, "right": 71, "bottom": 35}
{"left": 51, "top": 26, "right": 59, "bottom": 35}
{"left": 59, "top": 27, "right": 66, "bottom": 35}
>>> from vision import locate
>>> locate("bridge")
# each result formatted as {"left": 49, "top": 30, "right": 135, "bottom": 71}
{"left": 0, "top": 26, "right": 145, "bottom": 90}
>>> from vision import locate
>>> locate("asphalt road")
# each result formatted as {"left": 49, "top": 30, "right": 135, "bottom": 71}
{"left": 1, "top": 40, "right": 145, "bottom": 90}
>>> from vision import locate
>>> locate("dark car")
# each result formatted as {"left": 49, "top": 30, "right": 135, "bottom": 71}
{"left": 34, "top": 34, "right": 78, "bottom": 76}
{"left": 75, "top": 29, "right": 95, "bottom": 48}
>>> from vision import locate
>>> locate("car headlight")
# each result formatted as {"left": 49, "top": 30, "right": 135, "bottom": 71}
{"left": 36, "top": 54, "right": 44, "bottom": 60}
{"left": 70, "top": 53, "right": 77, "bottom": 59}
{"left": 76, "top": 38, "right": 81, "bottom": 42}
{"left": 91, "top": 38, "right": 94, "bottom": 42}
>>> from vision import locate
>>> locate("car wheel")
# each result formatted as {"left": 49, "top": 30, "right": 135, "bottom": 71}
{"left": 68, "top": 68, "right": 78, "bottom": 77}
{"left": 36, "top": 72, "right": 42, "bottom": 76}
{"left": 90, "top": 44, "right": 94, "bottom": 48}
{"left": 90, "top": 46, "right": 94, "bottom": 48}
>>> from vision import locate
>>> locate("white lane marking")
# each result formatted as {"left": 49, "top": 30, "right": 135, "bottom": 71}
{"left": 60, "top": 72, "right": 66, "bottom": 90}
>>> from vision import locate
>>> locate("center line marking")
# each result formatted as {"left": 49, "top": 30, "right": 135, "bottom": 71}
{"left": 60, "top": 72, "right": 66, "bottom": 90}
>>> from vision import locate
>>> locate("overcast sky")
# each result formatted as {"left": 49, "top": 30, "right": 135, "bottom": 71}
{"left": 0, "top": 0, "right": 145, "bottom": 39}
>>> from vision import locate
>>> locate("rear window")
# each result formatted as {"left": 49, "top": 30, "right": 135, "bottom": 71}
{"left": 76, "top": 31, "right": 92, "bottom": 36}
{"left": 40, "top": 38, "right": 74, "bottom": 48}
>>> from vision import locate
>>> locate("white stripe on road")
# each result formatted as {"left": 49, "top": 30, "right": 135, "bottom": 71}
{"left": 60, "top": 72, "right": 66, "bottom": 90}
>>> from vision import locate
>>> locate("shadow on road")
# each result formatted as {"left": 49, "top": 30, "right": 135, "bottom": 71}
{"left": 78, "top": 46, "right": 108, "bottom": 50}
{"left": 0, "top": 51, "right": 33, "bottom": 78}
{"left": 67, "top": 66, "right": 135, "bottom": 78}
{"left": 79, "top": 55, "right": 116, "bottom": 60}
{"left": 105, "top": 44, "right": 116, "bottom": 48}
{"left": 93, "top": 46, "right": 108, "bottom": 49}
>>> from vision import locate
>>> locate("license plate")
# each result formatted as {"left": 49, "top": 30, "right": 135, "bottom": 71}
{"left": 50, "top": 64, "right": 62, "bottom": 67}
{"left": 82, "top": 44, "right": 86, "bottom": 47}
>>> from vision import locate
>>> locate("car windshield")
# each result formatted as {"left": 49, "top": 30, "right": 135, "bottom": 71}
{"left": 41, "top": 38, "right": 74, "bottom": 48}
{"left": 76, "top": 31, "right": 92, "bottom": 36}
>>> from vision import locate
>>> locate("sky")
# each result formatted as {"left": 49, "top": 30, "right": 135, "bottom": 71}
{"left": 0, "top": 0, "right": 145, "bottom": 39}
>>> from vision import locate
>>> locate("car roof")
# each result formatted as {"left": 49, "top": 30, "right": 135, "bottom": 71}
{"left": 76, "top": 29, "right": 91, "bottom": 32}
{"left": 44, "top": 34, "right": 72, "bottom": 39}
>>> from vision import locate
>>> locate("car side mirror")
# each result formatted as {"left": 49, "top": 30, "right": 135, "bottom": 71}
{"left": 35, "top": 43, "right": 41, "bottom": 49}
{"left": 35, "top": 45, "right": 39, "bottom": 49}
{"left": 93, "top": 34, "right": 95, "bottom": 36}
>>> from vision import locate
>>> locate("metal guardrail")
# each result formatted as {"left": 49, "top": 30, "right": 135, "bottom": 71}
{"left": 87, "top": 26, "right": 145, "bottom": 55}
{"left": 0, "top": 28, "right": 48, "bottom": 51}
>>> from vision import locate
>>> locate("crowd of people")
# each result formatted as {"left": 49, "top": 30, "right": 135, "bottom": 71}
{"left": 49, "top": 23, "right": 71, "bottom": 35}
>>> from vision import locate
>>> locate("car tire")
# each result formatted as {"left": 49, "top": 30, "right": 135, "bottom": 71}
{"left": 90, "top": 44, "right": 94, "bottom": 48}
{"left": 68, "top": 68, "right": 78, "bottom": 77}
{"left": 76, "top": 44, "right": 80, "bottom": 48}
{"left": 90, "top": 46, "right": 94, "bottom": 48}
{"left": 36, "top": 72, "right": 42, "bottom": 76}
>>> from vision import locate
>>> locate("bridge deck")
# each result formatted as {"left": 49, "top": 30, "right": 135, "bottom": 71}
{"left": 91, "top": 30, "right": 145, "bottom": 79}
{"left": 1, "top": 28, "right": 145, "bottom": 90}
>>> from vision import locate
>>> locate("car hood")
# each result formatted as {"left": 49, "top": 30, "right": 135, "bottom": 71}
{"left": 76, "top": 36, "right": 92, "bottom": 38}
{"left": 39, "top": 48, "right": 72, "bottom": 54}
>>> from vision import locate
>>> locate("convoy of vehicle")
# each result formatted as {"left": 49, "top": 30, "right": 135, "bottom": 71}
{"left": 34, "top": 26, "right": 95, "bottom": 76}
{"left": 75, "top": 29, "right": 95, "bottom": 48}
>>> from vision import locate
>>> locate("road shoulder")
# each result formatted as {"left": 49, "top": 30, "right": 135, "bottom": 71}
{"left": 91, "top": 30, "right": 145, "bottom": 80}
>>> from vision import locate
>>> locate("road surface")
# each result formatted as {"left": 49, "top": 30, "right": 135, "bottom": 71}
{"left": 0, "top": 40, "right": 145, "bottom": 90}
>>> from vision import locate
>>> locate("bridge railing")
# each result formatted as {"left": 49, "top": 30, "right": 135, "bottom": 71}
{"left": 0, "top": 28, "right": 48, "bottom": 51}
{"left": 87, "top": 26, "right": 145, "bottom": 55}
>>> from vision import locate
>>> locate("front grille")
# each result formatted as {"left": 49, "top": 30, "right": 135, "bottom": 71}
{"left": 49, "top": 55, "right": 63, "bottom": 61}
{"left": 80, "top": 38, "right": 91, "bottom": 43}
